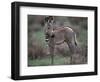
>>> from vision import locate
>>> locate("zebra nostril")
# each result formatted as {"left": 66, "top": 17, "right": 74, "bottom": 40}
{"left": 51, "top": 34, "right": 55, "bottom": 38}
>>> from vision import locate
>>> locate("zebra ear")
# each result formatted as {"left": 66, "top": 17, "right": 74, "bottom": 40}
{"left": 51, "top": 16, "right": 54, "bottom": 21}
{"left": 40, "top": 16, "right": 47, "bottom": 26}
{"left": 49, "top": 16, "right": 54, "bottom": 21}
{"left": 44, "top": 16, "right": 49, "bottom": 22}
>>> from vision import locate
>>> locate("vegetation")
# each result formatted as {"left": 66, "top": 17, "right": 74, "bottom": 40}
{"left": 28, "top": 55, "right": 70, "bottom": 66}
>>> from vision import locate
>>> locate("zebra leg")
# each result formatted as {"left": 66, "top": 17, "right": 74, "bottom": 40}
{"left": 48, "top": 39, "right": 55, "bottom": 65}
{"left": 49, "top": 46, "right": 55, "bottom": 65}
{"left": 67, "top": 41, "right": 76, "bottom": 64}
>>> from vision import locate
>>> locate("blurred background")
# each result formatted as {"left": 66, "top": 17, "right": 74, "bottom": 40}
{"left": 28, "top": 15, "right": 88, "bottom": 66}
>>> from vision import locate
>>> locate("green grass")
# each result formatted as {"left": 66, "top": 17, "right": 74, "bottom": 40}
{"left": 33, "top": 30, "right": 47, "bottom": 48}
{"left": 78, "top": 29, "right": 87, "bottom": 46}
{"left": 28, "top": 55, "right": 71, "bottom": 66}
{"left": 28, "top": 57, "right": 51, "bottom": 66}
